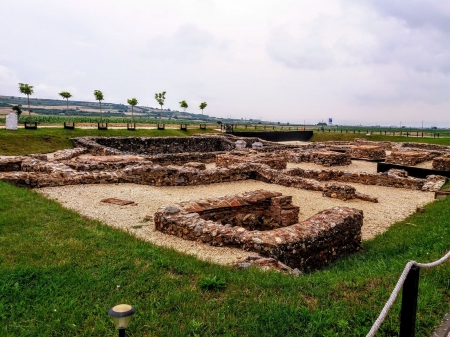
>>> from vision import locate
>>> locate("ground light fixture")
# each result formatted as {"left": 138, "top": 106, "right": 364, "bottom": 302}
{"left": 108, "top": 304, "right": 136, "bottom": 337}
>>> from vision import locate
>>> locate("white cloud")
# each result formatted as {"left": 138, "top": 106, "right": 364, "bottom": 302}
{"left": 143, "top": 24, "right": 215, "bottom": 62}
{"left": 0, "top": 66, "right": 19, "bottom": 94}
{"left": 1, "top": 0, "right": 450, "bottom": 126}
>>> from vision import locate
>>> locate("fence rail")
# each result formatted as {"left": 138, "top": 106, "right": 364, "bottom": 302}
{"left": 366, "top": 250, "right": 450, "bottom": 337}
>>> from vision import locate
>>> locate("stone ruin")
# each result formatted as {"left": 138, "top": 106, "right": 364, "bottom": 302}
{"left": 310, "top": 151, "right": 351, "bottom": 167}
{"left": 0, "top": 135, "right": 446, "bottom": 193}
{"left": 386, "top": 151, "right": 434, "bottom": 166}
{"left": 433, "top": 155, "right": 450, "bottom": 171}
{"left": 154, "top": 190, "right": 363, "bottom": 271}
{"left": 0, "top": 134, "right": 448, "bottom": 272}
{"left": 348, "top": 145, "right": 386, "bottom": 160}
{"left": 216, "top": 151, "right": 288, "bottom": 170}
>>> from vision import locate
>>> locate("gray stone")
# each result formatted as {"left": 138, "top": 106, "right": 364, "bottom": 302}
{"left": 252, "top": 142, "right": 263, "bottom": 149}
{"left": 6, "top": 113, "right": 18, "bottom": 130}
{"left": 164, "top": 206, "right": 180, "bottom": 214}
{"left": 235, "top": 140, "right": 247, "bottom": 150}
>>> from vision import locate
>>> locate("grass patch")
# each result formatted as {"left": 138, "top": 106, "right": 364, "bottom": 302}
{"left": 309, "top": 132, "right": 450, "bottom": 145}
{"left": 0, "top": 181, "right": 448, "bottom": 336}
{"left": 0, "top": 128, "right": 218, "bottom": 156}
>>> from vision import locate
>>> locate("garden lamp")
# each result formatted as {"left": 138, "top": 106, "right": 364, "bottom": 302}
{"left": 108, "top": 304, "right": 136, "bottom": 337}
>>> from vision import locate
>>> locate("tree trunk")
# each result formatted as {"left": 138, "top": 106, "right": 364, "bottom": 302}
{"left": 131, "top": 106, "right": 134, "bottom": 121}
{"left": 27, "top": 95, "right": 31, "bottom": 121}
{"left": 100, "top": 101, "right": 102, "bottom": 123}
{"left": 66, "top": 99, "right": 69, "bottom": 122}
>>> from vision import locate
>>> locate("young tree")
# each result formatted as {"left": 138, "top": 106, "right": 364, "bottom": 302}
{"left": 18, "top": 83, "right": 34, "bottom": 121}
{"left": 127, "top": 98, "right": 138, "bottom": 120}
{"left": 155, "top": 91, "right": 166, "bottom": 119}
{"left": 93, "top": 90, "right": 104, "bottom": 123}
{"left": 199, "top": 102, "right": 207, "bottom": 115}
{"left": 179, "top": 100, "right": 188, "bottom": 112}
{"left": 59, "top": 91, "right": 72, "bottom": 122}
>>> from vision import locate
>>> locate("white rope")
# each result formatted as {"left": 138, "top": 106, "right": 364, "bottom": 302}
{"left": 366, "top": 250, "right": 450, "bottom": 337}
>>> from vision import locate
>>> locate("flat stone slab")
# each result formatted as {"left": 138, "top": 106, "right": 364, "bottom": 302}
{"left": 77, "top": 155, "right": 146, "bottom": 162}
{"left": 101, "top": 198, "right": 136, "bottom": 206}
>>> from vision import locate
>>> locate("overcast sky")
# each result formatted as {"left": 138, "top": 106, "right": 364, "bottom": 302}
{"left": 1, "top": 0, "right": 450, "bottom": 126}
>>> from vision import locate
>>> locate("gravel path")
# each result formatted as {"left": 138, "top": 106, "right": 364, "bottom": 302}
{"left": 38, "top": 175, "right": 434, "bottom": 266}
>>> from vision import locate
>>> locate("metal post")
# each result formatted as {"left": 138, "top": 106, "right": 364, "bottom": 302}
{"left": 119, "top": 328, "right": 126, "bottom": 337}
{"left": 399, "top": 266, "right": 420, "bottom": 337}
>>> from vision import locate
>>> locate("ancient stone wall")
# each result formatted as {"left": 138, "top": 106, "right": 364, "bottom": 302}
{"left": 0, "top": 156, "right": 23, "bottom": 172}
{"left": 400, "top": 142, "right": 450, "bottom": 152}
{"left": 216, "top": 152, "right": 288, "bottom": 170}
{"left": 353, "top": 138, "right": 393, "bottom": 150}
{"left": 283, "top": 167, "right": 426, "bottom": 190}
{"left": 180, "top": 190, "right": 299, "bottom": 231}
{"left": 433, "top": 155, "right": 450, "bottom": 171}
{"left": 1, "top": 152, "right": 441, "bottom": 195}
{"left": 348, "top": 146, "right": 386, "bottom": 160}
{"left": 154, "top": 190, "right": 363, "bottom": 271}
{"left": 311, "top": 151, "right": 351, "bottom": 167}
{"left": 385, "top": 151, "right": 433, "bottom": 166}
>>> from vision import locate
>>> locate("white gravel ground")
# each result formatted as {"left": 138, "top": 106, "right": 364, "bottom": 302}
{"left": 38, "top": 166, "right": 434, "bottom": 265}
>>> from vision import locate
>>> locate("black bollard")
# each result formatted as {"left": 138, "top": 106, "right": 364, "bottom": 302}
{"left": 399, "top": 266, "right": 420, "bottom": 337}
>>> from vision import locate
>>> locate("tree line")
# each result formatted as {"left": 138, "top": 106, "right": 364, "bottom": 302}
{"left": 16, "top": 83, "right": 208, "bottom": 122}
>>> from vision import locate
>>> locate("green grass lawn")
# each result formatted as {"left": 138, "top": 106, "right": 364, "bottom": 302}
{"left": 309, "top": 132, "right": 450, "bottom": 145}
{"left": 0, "top": 181, "right": 448, "bottom": 336}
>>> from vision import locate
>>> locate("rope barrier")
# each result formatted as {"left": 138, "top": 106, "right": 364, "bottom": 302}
{"left": 366, "top": 250, "right": 450, "bottom": 337}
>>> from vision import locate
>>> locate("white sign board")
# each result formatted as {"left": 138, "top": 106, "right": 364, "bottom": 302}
{"left": 6, "top": 113, "right": 18, "bottom": 130}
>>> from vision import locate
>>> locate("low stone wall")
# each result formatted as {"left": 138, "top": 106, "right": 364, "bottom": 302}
{"left": 400, "top": 142, "right": 450, "bottom": 152}
{"left": 1, "top": 145, "right": 444, "bottom": 195}
{"left": 154, "top": 190, "right": 363, "bottom": 271}
{"left": 353, "top": 138, "right": 393, "bottom": 150}
{"left": 71, "top": 134, "right": 287, "bottom": 157}
{"left": 385, "top": 151, "right": 433, "bottom": 166}
{"left": 433, "top": 155, "right": 450, "bottom": 171}
{"left": 0, "top": 156, "right": 23, "bottom": 172}
{"left": 216, "top": 152, "right": 287, "bottom": 170}
{"left": 311, "top": 151, "right": 351, "bottom": 167}
{"left": 283, "top": 167, "right": 427, "bottom": 190}
{"left": 348, "top": 146, "right": 386, "bottom": 160}
{"left": 72, "top": 135, "right": 236, "bottom": 155}
{"left": 322, "top": 183, "right": 356, "bottom": 201}
{"left": 179, "top": 190, "right": 299, "bottom": 231}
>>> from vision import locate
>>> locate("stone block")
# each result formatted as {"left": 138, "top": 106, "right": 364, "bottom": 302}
{"left": 432, "top": 155, "right": 450, "bottom": 171}
{"left": 6, "top": 113, "right": 18, "bottom": 130}
{"left": 348, "top": 145, "right": 385, "bottom": 160}
{"left": 385, "top": 151, "right": 431, "bottom": 166}
{"left": 311, "top": 151, "right": 351, "bottom": 167}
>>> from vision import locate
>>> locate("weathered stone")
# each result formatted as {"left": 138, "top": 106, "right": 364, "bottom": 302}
{"left": 0, "top": 156, "right": 23, "bottom": 171}
{"left": 217, "top": 152, "right": 287, "bottom": 170}
{"left": 183, "top": 162, "right": 206, "bottom": 170}
{"left": 154, "top": 190, "right": 363, "bottom": 271}
{"left": 432, "top": 155, "right": 450, "bottom": 171}
{"left": 6, "top": 113, "right": 18, "bottom": 130}
{"left": 311, "top": 151, "right": 351, "bottom": 167}
{"left": 235, "top": 140, "right": 247, "bottom": 150}
{"left": 348, "top": 145, "right": 386, "bottom": 160}
{"left": 386, "top": 151, "right": 432, "bottom": 166}
{"left": 252, "top": 142, "right": 263, "bottom": 149}
{"left": 322, "top": 183, "right": 356, "bottom": 201}
{"left": 422, "top": 175, "right": 447, "bottom": 192}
